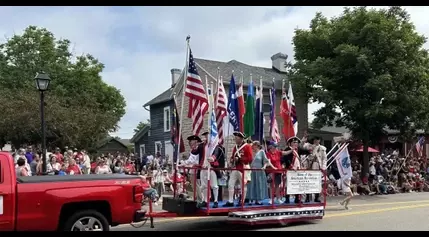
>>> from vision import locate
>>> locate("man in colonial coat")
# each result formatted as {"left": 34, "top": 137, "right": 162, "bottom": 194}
{"left": 281, "top": 136, "right": 309, "bottom": 204}
{"left": 223, "top": 132, "right": 253, "bottom": 207}
{"left": 302, "top": 136, "right": 327, "bottom": 202}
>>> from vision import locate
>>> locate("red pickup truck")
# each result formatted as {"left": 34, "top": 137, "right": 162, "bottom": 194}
{"left": 0, "top": 152, "right": 146, "bottom": 231}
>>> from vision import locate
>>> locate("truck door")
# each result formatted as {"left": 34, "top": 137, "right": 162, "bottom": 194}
{"left": 0, "top": 154, "right": 15, "bottom": 231}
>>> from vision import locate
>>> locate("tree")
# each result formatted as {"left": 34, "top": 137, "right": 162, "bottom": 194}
{"left": 133, "top": 119, "right": 150, "bottom": 135}
{"left": 291, "top": 7, "right": 429, "bottom": 175}
{"left": 0, "top": 26, "right": 126, "bottom": 149}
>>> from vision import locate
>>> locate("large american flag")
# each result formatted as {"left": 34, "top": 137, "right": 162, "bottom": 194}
{"left": 215, "top": 77, "right": 227, "bottom": 144}
{"left": 416, "top": 136, "right": 425, "bottom": 157}
{"left": 185, "top": 49, "right": 208, "bottom": 135}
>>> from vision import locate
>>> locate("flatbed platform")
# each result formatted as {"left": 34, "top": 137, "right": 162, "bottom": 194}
{"left": 199, "top": 198, "right": 324, "bottom": 214}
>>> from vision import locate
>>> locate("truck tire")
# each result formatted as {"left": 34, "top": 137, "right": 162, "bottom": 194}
{"left": 63, "top": 209, "right": 110, "bottom": 231}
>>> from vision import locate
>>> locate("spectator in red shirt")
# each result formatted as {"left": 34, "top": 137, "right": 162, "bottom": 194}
{"left": 140, "top": 175, "right": 159, "bottom": 205}
{"left": 66, "top": 159, "right": 82, "bottom": 175}
{"left": 54, "top": 147, "right": 64, "bottom": 164}
{"left": 265, "top": 141, "right": 293, "bottom": 204}
{"left": 124, "top": 159, "right": 136, "bottom": 174}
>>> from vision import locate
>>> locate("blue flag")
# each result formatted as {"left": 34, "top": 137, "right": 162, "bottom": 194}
{"left": 227, "top": 74, "right": 240, "bottom": 132}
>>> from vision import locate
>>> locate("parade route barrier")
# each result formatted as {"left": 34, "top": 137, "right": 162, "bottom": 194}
{"left": 144, "top": 166, "right": 327, "bottom": 228}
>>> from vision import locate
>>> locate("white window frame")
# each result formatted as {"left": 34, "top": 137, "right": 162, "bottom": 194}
{"left": 163, "top": 106, "right": 171, "bottom": 132}
{"left": 155, "top": 141, "right": 162, "bottom": 154}
{"left": 139, "top": 144, "right": 146, "bottom": 156}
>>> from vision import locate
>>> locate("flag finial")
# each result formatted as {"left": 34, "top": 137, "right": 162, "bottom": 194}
{"left": 186, "top": 35, "right": 191, "bottom": 41}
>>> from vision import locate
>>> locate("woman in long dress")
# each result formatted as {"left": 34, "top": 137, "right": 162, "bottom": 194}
{"left": 246, "top": 141, "right": 275, "bottom": 205}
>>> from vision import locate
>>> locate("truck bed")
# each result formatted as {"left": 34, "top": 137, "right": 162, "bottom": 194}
{"left": 17, "top": 174, "right": 139, "bottom": 183}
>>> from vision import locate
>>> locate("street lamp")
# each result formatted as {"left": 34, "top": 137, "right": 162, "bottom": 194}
{"left": 35, "top": 72, "right": 51, "bottom": 174}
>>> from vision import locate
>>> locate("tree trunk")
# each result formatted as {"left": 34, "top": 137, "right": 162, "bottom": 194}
{"left": 361, "top": 130, "right": 370, "bottom": 179}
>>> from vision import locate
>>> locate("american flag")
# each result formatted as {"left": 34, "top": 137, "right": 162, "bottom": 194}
{"left": 416, "top": 136, "right": 425, "bottom": 157}
{"left": 215, "top": 77, "right": 227, "bottom": 144}
{"left": 269, "top": 82, "right": 281, "bottom": 143}
{"left": 185, "top": 49, "right": 208, "bottom": 135}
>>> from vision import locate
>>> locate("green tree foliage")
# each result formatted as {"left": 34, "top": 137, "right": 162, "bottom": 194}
{"left": 0, "top": 26, "right": 126, "bottom": 149}
{"left": 291, "top": 7, "right": 429, "bottom": 174}
{"left": 133, "top": 119, "right": 150, "bottom": 135}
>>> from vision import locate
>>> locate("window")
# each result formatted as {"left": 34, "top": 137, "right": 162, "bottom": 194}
{"left": 155, "top": 141, "right": 162, "bottom": 155}
{"left": 140, "top": 144, "right": 146, "bottom": 156}
{"left": 164, "top": 107, "right": 171, "bottom": 132}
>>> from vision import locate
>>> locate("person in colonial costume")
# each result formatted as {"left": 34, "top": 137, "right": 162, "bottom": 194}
{"left": 223, "top": 132, "right": 253, "bottom": 207}
{"left": 179, "top": 135, "right": 203, "bottom": 202}
{"left": 281, "top": 136, "right": 309, "bottom": 204}
{"left": 211, "top": 143, "right": 226, "bottom": 202}
{"left": 199, "top": 132, "right": 221, "bottom": 208}
{"left": 246, "top": 141, "right": 276, "bottom": 205}
{"left": 302, "top": 136, "right": 327, "bottom": 202}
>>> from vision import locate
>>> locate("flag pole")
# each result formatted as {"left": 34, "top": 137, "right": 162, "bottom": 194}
{"left": 260, "top": 76, "right": 264, "bottom": 145}
{"left": 172, "top": 92, "right": 177, "bottom": 170}
{"left": 215, "top": 67, "right": 220, "bottom": 111}
{"left": 225, "top": 70, "right": 234, "bottom": 167}
{"left": 175, "top": 35, "right": 190, "bottom": 197}
{"left": 282, "top": 79, "right": 287, "bottom": 144}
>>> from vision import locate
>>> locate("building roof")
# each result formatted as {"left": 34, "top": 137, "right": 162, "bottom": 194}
{"left": 174, "top": 57, "right": 287, "bottom": 95}
{"left": 119, "top": 139, "right": 132, "bottom": 147}
{"left": 96, "top": 137, "right": 128, "bottom": 149}
{"left": 144, "top": 87, "right": 175, "bottom": 107}
{"left": 130, "top": 125, "right": 150, "bottom": 143}
{"left": 144, "top": 56, "right": 288, "bottom": 107}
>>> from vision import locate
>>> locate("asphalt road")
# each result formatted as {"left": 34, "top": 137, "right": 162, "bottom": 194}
{"left": 113, "top": 192, "right": 429, "bottom": 231}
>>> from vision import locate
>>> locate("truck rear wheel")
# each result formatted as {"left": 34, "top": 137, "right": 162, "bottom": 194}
{"left": 63, "top": 210, "right": 110, "bottom": 231}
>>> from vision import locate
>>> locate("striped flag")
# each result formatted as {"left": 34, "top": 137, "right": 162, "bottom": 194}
{"left": 269, "top": 81, "right": 280, "bottom": 143}
{"left": 215, "top": 77, "right": 228, "bottom": 144}
{"left": 185, "top": 48, "right": 208, "bottom": 135}
{"left": 416, "top": 136, "right": 425, "bottom": 157}
{"left": 287, "top": 82, "right": 298, "bottom": 136}
{"left": 237, "top": 77, "right": 245, "bottom": 132}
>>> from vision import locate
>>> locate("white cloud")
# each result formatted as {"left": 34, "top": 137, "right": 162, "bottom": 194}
{"left": 1, "top": 6, "right": 429, "bottom": 138}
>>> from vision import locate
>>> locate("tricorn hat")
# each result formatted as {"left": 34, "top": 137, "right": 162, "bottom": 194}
{"left": 187, "top": 135, "right": 202, "bottom": 143}
{"left": 201, "top": 131, "right": 209, "bottom": 136}
{"left": 287, "top": 136, "right": 301, "bottom": 144}
{"left": 233, "top": 131, "right": 246, "bottom": 139}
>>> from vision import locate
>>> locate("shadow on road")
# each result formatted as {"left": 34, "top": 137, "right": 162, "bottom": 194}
{"left": 181, "top": 219, "right": 318, "bottom": 231}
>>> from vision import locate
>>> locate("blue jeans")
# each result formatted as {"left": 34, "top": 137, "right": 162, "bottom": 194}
{"left": 144, "top": 188, "right": 159, "bottom": 201}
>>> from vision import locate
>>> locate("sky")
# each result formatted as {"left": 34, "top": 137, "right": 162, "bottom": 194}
{"left": 1, "top": 6, "right": 429, "bottom": 139}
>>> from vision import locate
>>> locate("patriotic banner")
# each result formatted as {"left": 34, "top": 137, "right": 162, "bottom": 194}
{"left": 184, "top": 48, "right": 208, "bottom": 135}
{"left": 227, "top": 74, "right": 240, "bottom": 132}
{"left": 416, "top": 136, "right": 425, "bottom": 157}
{"left": 244, "top": 79, "right": 255, "bottom": 137}
{"left": 237, "top": 77, "right": 245, "bottom": 133}
{"left": 335, "top": 147, "right": 352, "bottom": 179}
{"left": 269, "top": 81, "right": 280, "bottom": 143}
{"left": 215, "top": 77, "right": 228, "bottom": 144}
{"left": 280, "top": 82, "right": 294, "bottom": 140}
{"left": 171, "top": 98, "right": 185, "bottom": 161}
{"left": 252, "top": 79, "right": 264, "bottom": 142}
{"left": 287, "top": 82, "right": 298, "bottom": 136}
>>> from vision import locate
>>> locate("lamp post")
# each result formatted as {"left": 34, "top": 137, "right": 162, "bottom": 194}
{"left": 35, "top": 72, "right": 51, "bottom": 174}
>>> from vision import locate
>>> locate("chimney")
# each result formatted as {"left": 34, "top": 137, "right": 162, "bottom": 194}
{"left": 170, "top": 68, "right": 182, "bottom": 86}
{"left": 270, "top": 52, "right": 288, "bottom": 73}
